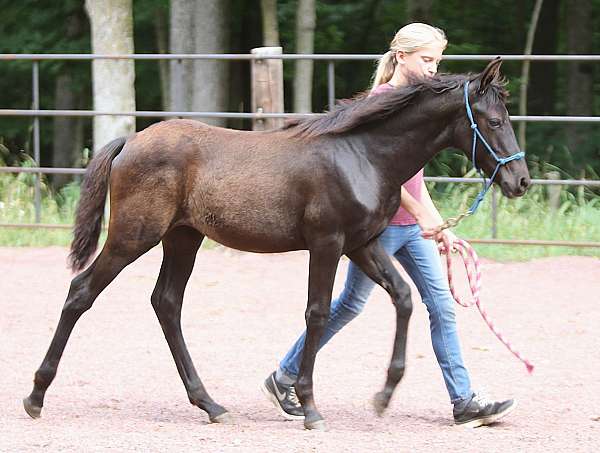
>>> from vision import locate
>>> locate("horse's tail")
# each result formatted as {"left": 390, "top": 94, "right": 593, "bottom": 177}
{"left": 68, "top": 136, "right": 127, "bottom": 272}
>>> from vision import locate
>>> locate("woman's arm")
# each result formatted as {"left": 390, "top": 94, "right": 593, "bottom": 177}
{"left": 400, "top": 182, "right": 458, "bottom": 253}
{"left": 419, "top": 180, "right": 444, "bottom": 224}
{"left": 399, "top": 188, "right": 440, "bottom": 231}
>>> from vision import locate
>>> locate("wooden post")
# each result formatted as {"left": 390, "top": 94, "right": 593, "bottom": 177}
{"left": 251, "top": 46, "right": 284, "bottom": 131}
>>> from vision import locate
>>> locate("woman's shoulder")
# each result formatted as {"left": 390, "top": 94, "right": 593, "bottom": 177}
{"left": 370, "top": 83, "right": 395, "bottom": 96}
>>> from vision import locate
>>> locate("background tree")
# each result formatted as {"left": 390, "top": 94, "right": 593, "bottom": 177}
{"left": 192, "top": 0, "right": 230, "bottom": 127}
{"left": 293, "top": 0, "right": 316, "bottom": 113}
{"left": 85, "top": 0, "right": 136, "bottom": 151}
{"left": 168, "top": 0, "right": 230, "bottom": 126}
{"left": 518, "top": 0, "right": 544, "bottom": 150}
{"left": 169, "top": 0, "right": 195, "bottom": 113}
{"left": 52, "top": 4, "right": 89, "bottom": 188}
{"left": 528, "top": 0, "right": 560, "bottom": 116}
{"left": 566, "top": 0, "right": 595, "bottom": 175}
{"left": 153, "top": 2, "right": 170, "bottom": 112}
{"left": 406, "top": 0, "right": 432, "bottom": 22}
{"left": 261, "top": 0, "right": 280, "bottom": 46}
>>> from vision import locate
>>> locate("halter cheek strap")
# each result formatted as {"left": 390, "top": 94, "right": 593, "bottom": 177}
{"left": 463, "top": 80, "right": 525, "bottom": 214}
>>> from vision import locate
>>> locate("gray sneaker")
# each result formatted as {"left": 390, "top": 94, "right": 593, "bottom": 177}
{"left": 454, "top": 392, "right": 516, "bottom": 428}
{"left": 261, "top": 371, "right": 305, "bottom": 420}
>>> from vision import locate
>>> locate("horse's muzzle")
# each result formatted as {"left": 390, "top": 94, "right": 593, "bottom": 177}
{"left": 500, "top": 176, "right": 530, "bottom": 198}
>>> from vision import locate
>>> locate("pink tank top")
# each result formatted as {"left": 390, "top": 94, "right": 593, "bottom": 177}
{"left": 370, "top": 83, "right": 423, "bottom": 225}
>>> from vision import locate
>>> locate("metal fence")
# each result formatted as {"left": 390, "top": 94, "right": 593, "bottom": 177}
{"left": 1, "top": 53, "right": 599, "bottom": 248}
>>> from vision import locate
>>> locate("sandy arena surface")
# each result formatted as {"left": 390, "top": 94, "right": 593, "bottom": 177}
{"left": 1, "top": 246, "right": 599, "bottom": 452}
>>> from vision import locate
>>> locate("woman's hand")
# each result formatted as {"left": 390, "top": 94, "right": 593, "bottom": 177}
{"left": 418, "top": 212, "right": 457, "bottom": 254}
{"left": 416, "top": 210, "right": 442, "bottom": 239}
{"left": 436, "top": 229, "right": 459, "bottom": 255}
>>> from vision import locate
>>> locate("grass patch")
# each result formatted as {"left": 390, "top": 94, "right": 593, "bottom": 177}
{"left": 431, "top": 179, "right": 600, "bottom": 261}
{"left": 1, "top": 166, "right": 599, "bottom": 261}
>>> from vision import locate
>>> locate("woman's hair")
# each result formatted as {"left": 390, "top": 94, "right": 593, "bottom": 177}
{"left": 370, "top": 23, "right": 448, "bottom": 92}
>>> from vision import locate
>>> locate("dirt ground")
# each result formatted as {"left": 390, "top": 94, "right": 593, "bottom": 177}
{"left": 1, "top": 246, "right": 599, "bottom": 452}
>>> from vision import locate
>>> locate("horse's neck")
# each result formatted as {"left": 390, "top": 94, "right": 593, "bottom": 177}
{"left": 358, "top": 94, "right": 461, "bottom": 189}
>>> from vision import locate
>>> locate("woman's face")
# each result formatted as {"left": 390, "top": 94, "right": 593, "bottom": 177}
{"left": 396, "top": 43, "right": 445, "bottom": 80}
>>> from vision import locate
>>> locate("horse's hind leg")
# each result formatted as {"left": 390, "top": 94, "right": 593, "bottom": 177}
{"left": 150, "top": 226, "right": 229, "bottom": 423}
{"left": 24, "top": 236, "right": 159, "bottom": 419}
{"left": 346, "top": 238, "right": 413, "bottom": 417}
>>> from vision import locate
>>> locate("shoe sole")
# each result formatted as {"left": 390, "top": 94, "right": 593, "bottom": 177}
{"left": 260, "top": 381, "right": 305, "bottom": 421}
{"left": 456, "top": 400, "right": 517, "bottom": 428}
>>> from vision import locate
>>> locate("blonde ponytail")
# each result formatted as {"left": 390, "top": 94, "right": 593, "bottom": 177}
{"left": 371, "top": 51, "right": 397, "bottom": 90}
{"left": 370, "top": 23, "right": 447, "bottom": 92}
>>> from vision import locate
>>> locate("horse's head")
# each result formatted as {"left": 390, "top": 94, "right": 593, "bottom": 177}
{"left": 454, "top": 58, "right": 531, "bottom": 198}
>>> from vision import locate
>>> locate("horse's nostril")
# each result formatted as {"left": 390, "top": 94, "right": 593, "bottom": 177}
{"left": 519, "top": 177, "right": 531, "bottom": 193}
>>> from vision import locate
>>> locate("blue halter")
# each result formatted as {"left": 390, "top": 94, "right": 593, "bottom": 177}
{"left": 463, "top": 80, "right": 525, "bottom": 214}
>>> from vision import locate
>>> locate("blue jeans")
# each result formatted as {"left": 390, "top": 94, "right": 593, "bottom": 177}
{"left": 279, "top": 224, "right": 472, "bottom": 403}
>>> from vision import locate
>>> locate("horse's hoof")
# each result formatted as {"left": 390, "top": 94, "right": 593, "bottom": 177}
{"left": 304, "top": 417, "right": 327, "bottom": 431}
{"left": 210, "top": 411, "right": 233, "bottom": 424}
{"left": 23, "top": 397, "right": 42, "bottom": 419}
{"left": 373, "top": 392, "right": 389, "bottom": 417}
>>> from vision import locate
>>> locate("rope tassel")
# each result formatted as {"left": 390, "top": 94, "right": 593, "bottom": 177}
{"left": 445, "top": 239, "right": 535, "bottom": 374}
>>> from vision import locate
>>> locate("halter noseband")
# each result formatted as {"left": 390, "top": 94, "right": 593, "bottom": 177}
{"left": 463, "top": 80, "right": 525, "bottom": 214}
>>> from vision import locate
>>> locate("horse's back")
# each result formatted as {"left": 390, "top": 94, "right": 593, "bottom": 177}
{"left": 108, "top": 119, "right": 328, "bottom": 252}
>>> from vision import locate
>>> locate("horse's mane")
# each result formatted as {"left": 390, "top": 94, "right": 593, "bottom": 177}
{"left": 283, "top": 73, "right": 508, "bottom": 139}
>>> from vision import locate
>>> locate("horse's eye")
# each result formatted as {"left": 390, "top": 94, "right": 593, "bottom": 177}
{"left": 488, "top": 118, "right": 502, "bottom": 128}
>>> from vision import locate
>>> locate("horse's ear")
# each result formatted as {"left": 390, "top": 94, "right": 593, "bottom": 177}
{"left": 478, "top": 57, "right": 503, "bottom": 94}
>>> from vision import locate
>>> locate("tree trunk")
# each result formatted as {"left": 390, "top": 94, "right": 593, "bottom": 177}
{"left": 169, "top": 0, "right": 195, "bottom": 113}
{"left": 406, "top": 0, "right": 433, "bottom": 22}
{"left": 192, "top": 0, "right": 230, "bottom": 126}
{"left": 154, "top": 5, "right": 170, "bottom": 112}
{"left": 52, "top": 73, "right": 84, "bottom": 188}
{"left": 566, "top": 0, "right": 593, "bottom": 171}
{"left": 293, "top": 0, "right": 316, "bottom": 113}
{"left": 518, "top": 0, "right": 544, "bottom": 150}
{"left": 355, "top": 0, "right": 383, "bottom": 53}
{"left": 85, "top": 0, "right": 136, "bottom": 152}
{"left": 52, "top": 9, "right": 85, "bottom": 188}
{"left": 260, "top": 0, "right": 279, "bottom": 46}
{"left": 528, "top": 0, "right": 559, "bottom": 115}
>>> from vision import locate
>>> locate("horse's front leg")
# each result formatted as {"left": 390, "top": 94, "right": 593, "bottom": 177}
{"left": 295, "top": 238, "right": 343, "bottom": 431}
{"left": 346, "top": 238, "right": 413, "bottom": 416}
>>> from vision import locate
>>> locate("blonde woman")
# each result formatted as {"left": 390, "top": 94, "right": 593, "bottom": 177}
{"left": 263, "top": 23, "right": 515, "bottom": 428}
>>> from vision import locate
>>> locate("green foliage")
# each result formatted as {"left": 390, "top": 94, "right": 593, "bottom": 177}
{"left": 0, "top": 168, "right": 598, "bottom": 259}
{"left": 429, "top": 180, "right": 600, "bottom": 261}
{"left": 0, "top": 153, "right": 80, "bottom": 245}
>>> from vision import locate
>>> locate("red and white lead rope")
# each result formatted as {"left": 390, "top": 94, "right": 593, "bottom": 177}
{"left": 444, "top": 238, "right": 534, "bottom": 374}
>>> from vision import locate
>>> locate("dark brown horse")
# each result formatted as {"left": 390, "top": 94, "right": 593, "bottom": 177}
{"left": 24, "top": 59, "right": 529, "bottom": 430}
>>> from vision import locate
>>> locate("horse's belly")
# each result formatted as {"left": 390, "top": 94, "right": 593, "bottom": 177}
{"left": 185, "top": 199, "right": 306, "bottom": 252}
{"left": 200, "top": 223, "right": 306, "bottom": 253}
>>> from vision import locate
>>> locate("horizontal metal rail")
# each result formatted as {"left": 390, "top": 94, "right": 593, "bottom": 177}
{"left": 2, "top": 109, "right": 599, "bottom": 123}
{"left": 425, "top": 176, "right": 600, "bottom": 187}
{"left": 2, "top": 167, "right": 600, "bottom": 187}
{"left": 0, "top": 167, "right": 86, "bottom": 174}
{"left": 2, "top": 53, "right": 600, "bottom": 61}
{"left": 0, "top": 109, "right": 313, "bottom": 119}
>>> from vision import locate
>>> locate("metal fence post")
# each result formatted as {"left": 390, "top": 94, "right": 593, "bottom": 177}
{"left": 32, "top": 61, "right": 41, "bottom": 224}
{"left": 327, "top": 61, "right": 335, "bottom": 110}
